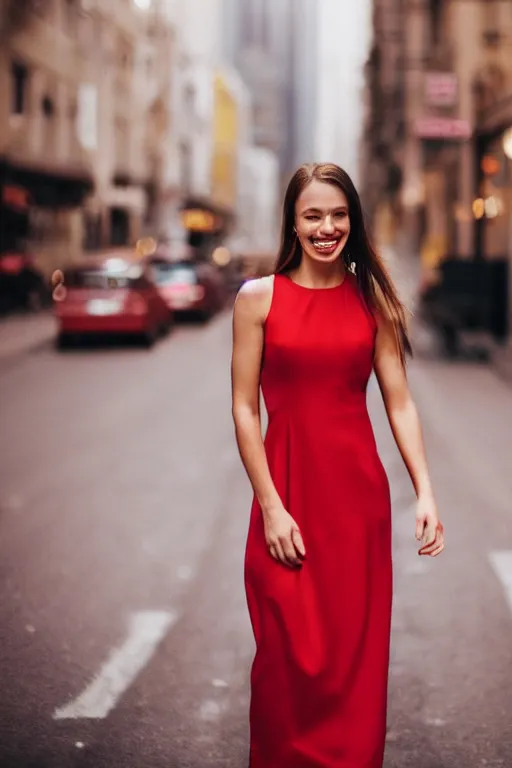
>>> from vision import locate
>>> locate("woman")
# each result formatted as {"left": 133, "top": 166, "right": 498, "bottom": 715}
{"left": 231, "top": 163, "right": 444, "bottom": 768}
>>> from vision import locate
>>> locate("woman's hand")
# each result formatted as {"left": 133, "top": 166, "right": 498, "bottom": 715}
{"left": 263, "top": 506, "right": 306, "bottom": 568}
{"left": 415, "top": 495, "right": 444, "bottom": 557}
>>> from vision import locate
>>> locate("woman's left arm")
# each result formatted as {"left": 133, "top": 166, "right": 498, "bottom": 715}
{"left": 373, "top": 314, "right": 445, "bottom": 558}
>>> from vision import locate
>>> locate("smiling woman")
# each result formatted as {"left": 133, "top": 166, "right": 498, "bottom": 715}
{"left": 275, "top": 162, "right": 410, "bottom": 365}
{"left": 231, "top": 162, "right": 445, "bottom": 767}
{"left": 296, "top": 185, "right": 350, "bottom": 259}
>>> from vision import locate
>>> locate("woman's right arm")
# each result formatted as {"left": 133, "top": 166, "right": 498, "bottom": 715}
{"left": 231, "top": 277, "right": 281, "bottom": 513}
{"left": 231, "top": 278, "right": 305, "bottom": 568}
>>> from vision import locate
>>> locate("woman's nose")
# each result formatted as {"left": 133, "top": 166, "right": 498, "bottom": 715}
{"left": 319, "top": 216, "right": 335, "bottom": 234}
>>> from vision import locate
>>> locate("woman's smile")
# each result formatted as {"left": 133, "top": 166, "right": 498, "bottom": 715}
{"left": 310, "top": 236, "right": 343, "bottom": 257}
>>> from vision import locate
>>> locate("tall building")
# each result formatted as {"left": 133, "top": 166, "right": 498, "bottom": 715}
{"left": 290, "top": 0, "right": 319, "bottom": 170}
{"left": 359, "top": 0, "right": 406, "bottom": 236}
{"left": 361, "top": 0, "right": 512, "bottom": 363}
{"left": 222, "top": 0, "right": 319, "bottom": 186}
{"left": 167, "top": 0, "right": 248, "bottom": 257}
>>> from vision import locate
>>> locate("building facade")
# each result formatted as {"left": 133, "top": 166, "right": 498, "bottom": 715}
{"left": 223, "top": 0, "right": 319, "bottom": 185}
{"left": 0, "top": 0, "right": 284, "bottom": 275}
{"left": 361, "top": 0, "right": 512, "bottom": 351}
{"left": 361, "top": 0, "right": 512, "bottom": 262}
{"left": 221, "top": 0, "right": 319, "bottom": 256}
{"left": 0, "top": 0, "right": 178, "bottom": 275}
{"left": 166, "top": 0, "right": 250, "bottom": 259}
{"left": 289, "top": 0, "right": 319, "bottom": 171}
{"left": 0, "top": 0, "right": 95, "bottom": 274}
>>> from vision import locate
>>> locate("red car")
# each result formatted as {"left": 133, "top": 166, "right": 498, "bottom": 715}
{"left": 54, "top": 250, "right": 173, "bottom": 348}
{"left": 149, "top": 258, "right": 226, "bottom": 321}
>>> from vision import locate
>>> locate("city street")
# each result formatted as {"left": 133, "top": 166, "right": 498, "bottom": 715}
{"left": 0, "top": 307, "right": 511, "bottom": 768}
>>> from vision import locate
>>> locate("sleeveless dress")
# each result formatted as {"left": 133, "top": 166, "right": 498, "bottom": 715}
{"left": 244, "top": 272, "right": 393, "bottom": 768}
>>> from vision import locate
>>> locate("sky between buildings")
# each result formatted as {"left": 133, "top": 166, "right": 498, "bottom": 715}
{"left": 315, "top": 0, "right": 372, "bottom": 187}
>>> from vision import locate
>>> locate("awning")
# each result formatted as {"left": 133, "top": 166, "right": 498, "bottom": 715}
{"left": 0, "top": 158, "right": 94, "bottom": 208}
{"left": 180, "top": 194, "right": 235, "bottom": 223}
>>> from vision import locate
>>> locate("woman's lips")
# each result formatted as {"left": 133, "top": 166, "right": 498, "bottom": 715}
{"left": 311, "top": 237, "right": 342, "bottom": 256}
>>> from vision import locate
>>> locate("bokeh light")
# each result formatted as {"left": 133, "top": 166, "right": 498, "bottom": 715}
{"left": 136, "top": 237, "right": 158, "bottom": 258}
{"left": 212, "top": 247, "right": 231, "bottom": 267}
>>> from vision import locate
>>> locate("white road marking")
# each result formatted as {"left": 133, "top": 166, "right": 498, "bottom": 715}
{"left": 53, "top": 610, "right": 176, "bottom": 720}
{"left": 489, "top": 550, "right": 512, "bottom": 613}
{"left": 425, "top": 717, "right": 446, "bottom": 727}
{"left": 211, "top": 678, "right": 229, "bottom": 688}
{"left": 199, "top": 699, "right": 222, "bottom": 720}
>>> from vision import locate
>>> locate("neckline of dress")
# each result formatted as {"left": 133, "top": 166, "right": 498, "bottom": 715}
{"left": 280, "top": 272, "right": 348, "bottom": 292}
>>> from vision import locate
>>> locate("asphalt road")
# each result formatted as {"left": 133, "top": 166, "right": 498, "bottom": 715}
{"left": 0, "top": 309, "right": 511, "bottom": 768}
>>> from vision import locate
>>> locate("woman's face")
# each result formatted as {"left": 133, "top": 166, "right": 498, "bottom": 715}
{"left": 294, "top": 179, "right": 350, "bottom": 265}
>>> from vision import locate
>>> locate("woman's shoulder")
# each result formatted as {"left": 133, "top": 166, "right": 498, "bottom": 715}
{"left": 237, "top": 275, "right": 274, "bottom": 300}
{"left": 234, "top": 275, "right": 275, "bottom": 323}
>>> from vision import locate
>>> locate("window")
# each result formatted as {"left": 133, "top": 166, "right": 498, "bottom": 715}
{"left": 482, "top": 0, "right": 500, "bottom": 46}
{"left": 110, "top": 208, "right": 130, "bottom": 246}
{"left": 151, "top": 262, "right": 197, "bottom": 286}
{"left": 42, "top": 95, "right": 55, "bottom": 118}
{"left": 11, "top": 62, "right": 28, "bottom": 115}
{"left": 429, "top": 0, "right": 442, "bottom": 46}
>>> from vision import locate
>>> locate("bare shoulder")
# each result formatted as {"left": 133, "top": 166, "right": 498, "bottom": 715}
{"left": 234, "top": 275, "right": 274, "bottom": 324}
{"left": 237, "top": 275, "right": 274, "bottom": 301}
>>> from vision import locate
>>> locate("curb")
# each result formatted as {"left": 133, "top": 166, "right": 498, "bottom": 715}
{"left": 0, "top": 311, "right": 56, "bottom": 363}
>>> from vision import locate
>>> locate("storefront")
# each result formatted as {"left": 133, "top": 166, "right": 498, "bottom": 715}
{"left": 180, "top": 196, "right": 234, "bottom": 261}
{"left": 413, "top": 71, "right": 472, "bottom": 278}
{"left": 0, "top": 158, "right": 93, "bottom": 272}
{"left": 474, "top": 94, "right": 512, "bottom": 340}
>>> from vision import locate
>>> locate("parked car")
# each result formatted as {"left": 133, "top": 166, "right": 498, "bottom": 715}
{"left": 54, "top": 250, "right": 173, "bottom": 348}
{"left": 148, "top": 258, "right": 226, "bottom": 321}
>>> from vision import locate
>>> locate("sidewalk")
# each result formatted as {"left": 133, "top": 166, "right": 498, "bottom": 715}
{"left": 382, "top": 237, "right": 512, "bottom": 386}
{"left": 0, "top": 310, "right": 56, "bottom": 361}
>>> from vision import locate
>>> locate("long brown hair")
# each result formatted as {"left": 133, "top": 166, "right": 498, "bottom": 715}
{"left": 275, "top": 163, "right": 412, "bottom": 367}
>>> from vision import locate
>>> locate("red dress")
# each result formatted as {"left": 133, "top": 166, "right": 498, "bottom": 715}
{"left": 244, "top": 273, "right": 393, "bottom": 768}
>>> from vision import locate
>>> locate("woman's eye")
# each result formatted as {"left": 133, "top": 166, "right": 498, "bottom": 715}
{"left": 305, "top": 215, "right": 319, "bottom": 220}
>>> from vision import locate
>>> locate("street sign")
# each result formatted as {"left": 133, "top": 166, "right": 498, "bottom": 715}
{"left": 414, "top": 117, "right": 472, "bottom": 140}
{"left": 424, "top": 72, "right": 458, "bottom": 107}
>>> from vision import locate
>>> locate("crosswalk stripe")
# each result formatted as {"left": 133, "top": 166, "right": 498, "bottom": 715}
{"left": 489, "top": 551, "right": 512, "bottom": 614}
{"left": 53, "top": 610, "right": 177, "bottom": 720}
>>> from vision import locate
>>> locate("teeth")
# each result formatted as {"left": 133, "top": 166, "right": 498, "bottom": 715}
{"left": 314, "top": 240, "right": 337, "bottom": 247}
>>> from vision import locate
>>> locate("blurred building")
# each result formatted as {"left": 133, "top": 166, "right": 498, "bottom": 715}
{"left": 0, "top": 0, "right": 95, "bottom": 274}
{"left": 0, "top": 0, "right": 289, "bottom": 278}
{"left": 361, "top": 1, "right": 512, "bottom": 263}
{"left": 289, "top": 0, "right": 319, "bottom": 171}
{"left": 361, "top": 0, "right": 512, "bottom": 356}
{"left": 167, "top": 0, "right": 252, "bottom": 260}
{"left": 238, "top": 146, "right": 280, "bottom": 254}
{"left": 359, "top": 0, "right": 405, "bottom": 244}
{"left": 0, "top": 0, "right": 178, "bottom": 275}
{"left": 223, "top": 0, "right": 319, "bottom": 187}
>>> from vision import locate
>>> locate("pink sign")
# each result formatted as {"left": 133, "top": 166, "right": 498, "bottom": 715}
{"left": 425, "top": 72, "right": 458, "bottom": 107}
{"left": 414, "top": 117, "right": 472, "bottom": 140}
